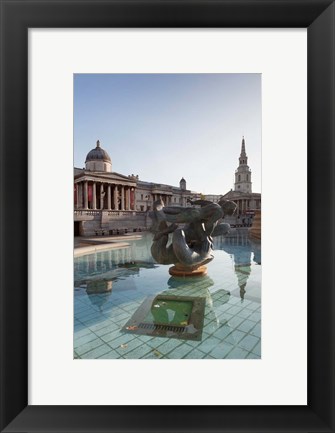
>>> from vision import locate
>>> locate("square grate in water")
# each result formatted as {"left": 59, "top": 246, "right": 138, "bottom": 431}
{"left": 121, "top": 294, "right": 206, "bottom": 341}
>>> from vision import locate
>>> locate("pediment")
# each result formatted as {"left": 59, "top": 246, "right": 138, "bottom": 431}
{"left": 74, "top": 170, "right": 137, "bottom": 186}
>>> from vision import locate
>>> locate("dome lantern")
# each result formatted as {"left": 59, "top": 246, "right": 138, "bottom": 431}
{"left": 180, "top": 177, "right": 186, "bottom": 190}
{"left": 85, "top": 140, "right": 112, "bottom": 172}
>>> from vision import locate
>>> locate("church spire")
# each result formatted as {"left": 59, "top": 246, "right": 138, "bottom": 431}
{"left": 235, "top": 136, "right": 252, "bottom": 193}
{"left": 241, "top": 136, "right": 246, "bottom": 157}
{"left": 239, "top": 136, "right": 248, "bottom": 166}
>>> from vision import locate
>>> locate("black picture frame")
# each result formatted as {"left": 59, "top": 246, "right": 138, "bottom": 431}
{"left": 1, "top": 0, "right": 334, "bottom": 432}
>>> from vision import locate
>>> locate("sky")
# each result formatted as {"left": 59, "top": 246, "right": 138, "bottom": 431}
{"left": 74, "top": 73, "right": 261, "bottom": 195}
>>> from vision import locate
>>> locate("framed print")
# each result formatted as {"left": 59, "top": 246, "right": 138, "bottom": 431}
{"left": 1, "top": 0, "right": 334, "bottom": 432}
{"left": 29, "top": 29, "right": 306, "bottom": 406}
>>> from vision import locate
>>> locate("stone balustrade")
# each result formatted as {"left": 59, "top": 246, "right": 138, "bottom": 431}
{"left": 74, "top": 209, "right": 146, "bottom": 221}
{"left": 74, "top": 210, "right": 102, "bottom": 215}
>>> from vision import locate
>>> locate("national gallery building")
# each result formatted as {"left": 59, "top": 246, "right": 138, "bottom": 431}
{"left": 74, "top": 137, "right": 261, "bottom": 236}
{"left": 74, "top": 141, "right": 196, "bottom": 236}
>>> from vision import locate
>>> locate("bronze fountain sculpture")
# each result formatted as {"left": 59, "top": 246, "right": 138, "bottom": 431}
{"left": 149, "top": 198, "right": 236, "bottom": 276}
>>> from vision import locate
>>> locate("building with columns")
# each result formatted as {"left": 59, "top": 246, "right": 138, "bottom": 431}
{"left": 135, "top": 178, "right": 194, "bottom": 212}
{"left": 74, "top": 141, "right": 196, "bottom": 236}
{"left": 74, "top": 137, "right": 260, "bottom": 236}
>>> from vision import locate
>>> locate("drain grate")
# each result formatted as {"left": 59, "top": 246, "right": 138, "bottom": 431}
{"left": 138, "top": 322, "right": 186, "bottom": 333}
{"left": 121, "top": 294, "right": 206, "bottom": 341}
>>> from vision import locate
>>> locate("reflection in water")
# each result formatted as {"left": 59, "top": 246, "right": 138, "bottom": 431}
{"left": 85, "top": 280, "right": 113, "bottom": 312}
{"left": 74, "top": 234, "right": 154, "bottom": 287}
{"left": 74, "top": 232, "right": 261, "bottom": 357}
{"left": 86, "top": 291, "right": 112, "bottom": 312}
{"left": 167, "top": 275, "right": 213, "bottom": 290}
{"left": 86, "top": 280, "right": 113, "bottom": 293}
{"left": 118, "top": 261, "right": 157, "bottom": 270}
{"left": 214, "top": 234, "right": 261, "bottom": 301}
{"left": 74, "top": 236, "right": 155, "bottom": 312}
{"left": 250, "top": 239, "right": 261, "bottom": 265}
{"left": 75, "top": 232, "right": 260, "bottom": 315}
{"left": 166, "top": 275, "right": 230, "bottom": 333}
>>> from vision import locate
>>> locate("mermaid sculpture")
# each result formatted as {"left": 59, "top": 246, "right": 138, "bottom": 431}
{"left": 149, "top": 198, "right": 236, "bottom": 276}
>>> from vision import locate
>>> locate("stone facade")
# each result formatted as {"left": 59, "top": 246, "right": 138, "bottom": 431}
{"left": 135, "top": 178, "right": 195, "bottom": 212}
{"left": 74, "top": 140, "right": 197, "bottom": 236}
{"left": 74, "top": 137, "right": 261, "bottom": 236}
{"left": 74, "top": 209, "right": 149, "bottom": 236}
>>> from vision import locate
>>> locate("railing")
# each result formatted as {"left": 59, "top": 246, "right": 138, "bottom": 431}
{"left": 74, "top": 209, "right": 143, "bottom": 217}
{"left": 106, "top": 211, "right": 136, "bottom": 216}
{"left": 74, "top": 210, "right": 101, "bottom": 217}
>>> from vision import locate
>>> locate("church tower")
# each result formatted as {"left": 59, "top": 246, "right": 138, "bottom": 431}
{"left": 234, "top": 136, "right": 252, "bottom": 193}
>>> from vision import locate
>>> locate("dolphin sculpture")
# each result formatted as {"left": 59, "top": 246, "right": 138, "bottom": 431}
{"left": 149, "top": 198, "right": 236, "bottom": 274}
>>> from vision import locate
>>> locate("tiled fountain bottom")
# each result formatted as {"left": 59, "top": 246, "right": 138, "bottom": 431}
{"left": 74, "top": 271, "right": 261, "bottom": 360}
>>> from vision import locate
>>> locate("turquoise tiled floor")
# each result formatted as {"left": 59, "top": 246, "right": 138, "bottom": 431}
{"left": 74, "top": 232, "right": 261, "bottom": 359}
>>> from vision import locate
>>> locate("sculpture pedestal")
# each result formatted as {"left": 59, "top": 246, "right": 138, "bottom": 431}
{"left": 249, "top": 210, "right": 261, "bottom": 240}
{"left": 169, "top": 265, "right": 207, "bottom": 277}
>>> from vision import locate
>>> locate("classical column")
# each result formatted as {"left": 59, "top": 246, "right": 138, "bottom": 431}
{"left": 124, "top": 187, "right": 128, "bottom": 210}
{"left": 78, "top": 183, "right": 83, "bottom": 208}
{"left": 113, "top": 185, "right": 118, "bottom": 210}
{"left": 93, "top": 182, "right": 97, "bottom": 210}
{"left": 84, "top": 181, "right": 88, "bottom": 209}
{"left": 100, "top": 183, "right": 105, "bottom": 210}
{"left": 127, "top": 188, "right": 131, "bottom": 210}
{"left": 107, "top": 184, "right": 111, "bottom": 210}
{"left": 77, "top": 183, "right": 80, "bottom": 209}
{"left": 75, "top": 183, "right": 79, "bottom": 209}
{"left": 121, "top": 186, "right": 125, "bottom": 211}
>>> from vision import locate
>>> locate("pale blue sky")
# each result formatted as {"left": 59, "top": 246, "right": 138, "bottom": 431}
{"left": 74, "top": 74, "right": 261, "bottom": 195}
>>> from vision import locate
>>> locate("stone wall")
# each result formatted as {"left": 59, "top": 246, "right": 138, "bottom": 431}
{"left": 78, "top": 211, "right": 150, "bottom": 236}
